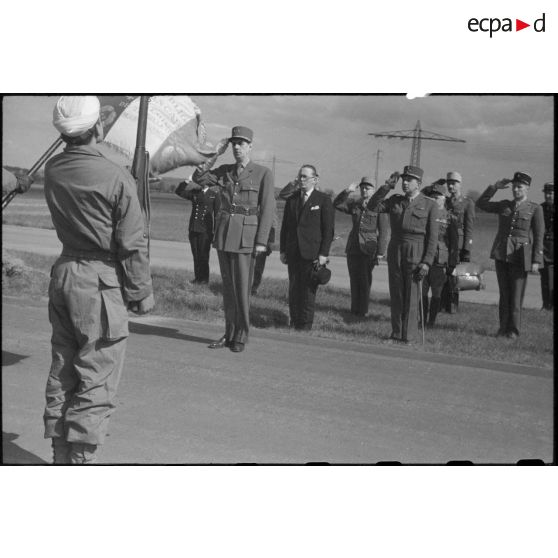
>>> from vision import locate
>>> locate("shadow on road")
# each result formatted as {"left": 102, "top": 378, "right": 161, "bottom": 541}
{"left": 2, "top": 432, "right": 49, "bottom": 464}
{"left": 2, "top": 351, "right": 29, "bottom": 366}
{"left": 129, "top": 321, "right": 214, "bottom": 344}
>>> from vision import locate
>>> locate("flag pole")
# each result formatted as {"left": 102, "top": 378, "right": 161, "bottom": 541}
{"left": 2, "top": 136, "right": 63, "bottom": 211}
{"left": 131, "top": 96, "right": 151, "bottom": 254}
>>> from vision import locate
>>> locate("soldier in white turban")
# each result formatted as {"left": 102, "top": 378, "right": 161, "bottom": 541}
{"left": 43, "top": 96, "right": 154, "bottom": 464}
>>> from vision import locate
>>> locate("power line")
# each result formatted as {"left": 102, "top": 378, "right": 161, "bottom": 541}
{"left": 368, "top": 120, "right": 466, "bottom": 168}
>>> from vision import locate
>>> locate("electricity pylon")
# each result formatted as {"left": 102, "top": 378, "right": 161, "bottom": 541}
{"left": 368, "top": 120, "right": 465, "bottom": 168}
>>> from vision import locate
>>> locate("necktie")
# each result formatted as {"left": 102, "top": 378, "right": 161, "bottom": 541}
{"left": 236, "top": 164, "right": 243, "bottom": 178}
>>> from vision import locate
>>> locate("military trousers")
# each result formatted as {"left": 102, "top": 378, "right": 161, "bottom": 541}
{"left": 540, "top": 264, "right": 553, "bottom": 310}
{"left": 346, "top": 253, "right": 376, "bottom": 316}
{"left": 44, "top": 257, "right": 129, "bottom": 446}
{"left": 495, "top": 260, "right": 528, "bottom": 335}
{"left": 287, "top": 252, "right": 318, "bottom": 330}
{"left": 421, "top": 265, "right": 448, "bottom": 325}
{"left": 189, "top": 231, "right": 211, "bottom": 283}
{"left": 387, "top": 239, "right": 424, "bottom": 342}
{"left": 217, "top": 250, "right": 255, "bottom": 344}
{"left": 252, "top": 251, "right": 269, "bottom": 292}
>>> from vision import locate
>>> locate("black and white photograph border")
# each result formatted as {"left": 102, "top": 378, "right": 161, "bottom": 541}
{"left": 2, "top": 93, "right": 554, "bottom": 466}
{"left": 1, "top": 1, "right": 556, "bottom": 556}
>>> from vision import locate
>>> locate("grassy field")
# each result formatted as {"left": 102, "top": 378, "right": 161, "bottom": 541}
{"left": 3, "top": 249, "right": 553, "bottom": 369}
{"left": 4, "top": 186, "right": 499, "bottom": 269}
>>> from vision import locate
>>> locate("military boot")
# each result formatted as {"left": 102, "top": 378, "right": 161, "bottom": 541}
{"left": 69, "top": 442, "right": 98, "bottom": 464}
{"left": 51, "top": 437, "right": 71, "bottom": 464}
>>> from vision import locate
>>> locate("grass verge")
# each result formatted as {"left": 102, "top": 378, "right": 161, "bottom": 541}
{"left": 3, "top": 249, "right": 553, "bottom": 369}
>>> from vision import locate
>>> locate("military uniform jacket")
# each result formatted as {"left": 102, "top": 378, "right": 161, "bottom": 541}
{"left": 280, "top": 189, "right": 335, "bottom": 261}
{"left": 476, "top": 185, "right": 544, "bottom": 269}
{"left": 44, "top": 145, "right": 152, "bottom": 302}
{"left": 542, "top": 201, "right": 554, "bottom": 263}
{"left": 192, "top": 160, "right": 275, "bottom": 254}
{"left": 333, "top": 190, "right": 389, "bottom": 256}
{"left": 367, "top": 186, "right": 440, "bottom": 266}
{"left": 433, "top": 208, "right": 459, "bottom": 267}
{"left": 447, "top": 195, "right": 475, "bottom": 252}
{"left": 175, "top": 181, "right": 216, "bottom": 237}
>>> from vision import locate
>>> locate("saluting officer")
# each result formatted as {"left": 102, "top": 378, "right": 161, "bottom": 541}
{"left": 333, "top": 176, "right": 389, "bottom": 317}
{"left": 442, "top": 171, "right": 475, "bottom": 313}
{"left": 192, "top": 126, "right": 275, "bottom": 353}
{"left": 368, "top": 166, "right": 439, "bottom": 344}
{"left": 540, "top": 181, "right": 554, "bottom": 310}
{"left": 175, "top": 179, "right": 217, "bottom": 284}
{"left": 421, "top": 181, "right": 459, "bottom": 327}
{"left": 476, "top": 172, "right": 544, "bottom": 338}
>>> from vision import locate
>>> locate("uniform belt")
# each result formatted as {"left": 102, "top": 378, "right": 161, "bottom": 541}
{"left": 392, "top": 233, "right": 425, "bottom": 242}
{"left": 227, "top": 205, "right": 259, "bottom": 216}
{"left": 61, "top": 249, "right": 117, "bottom": 262}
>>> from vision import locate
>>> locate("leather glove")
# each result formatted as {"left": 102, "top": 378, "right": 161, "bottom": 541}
{"left": 459, "top": 249, "right": 471, "bottom": 263}
{"left": 413, "top": 263, "right": 429, "bottom": 282}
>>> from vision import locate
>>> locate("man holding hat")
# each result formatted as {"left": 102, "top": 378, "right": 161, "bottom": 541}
{"left": 476, "top": 172, "right": 544, "bottom": 338}
{"left": 367, "top": 166, "right": 439, "bottom": 344}
{"left": 192, "top": 126, "right": 275, "bottom": 352}
{"left": 540, "top": 181, "right": 554, "bottom": 310}
{"left": 43, "top": 96, "right": 154, "bottom": 464}
{"left": 443, "top": 171, "right": 476, "bottom": 313}
{"left": 333, "top": 177, "right": 389, "bottom": 317}
{"left": 280, "top": 164, "right": 335, "bottom": 331}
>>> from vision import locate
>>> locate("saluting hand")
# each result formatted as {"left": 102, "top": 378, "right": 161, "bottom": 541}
{"left": 494, "top": 178, "right": 511, "bottom": 189}
{"left": 346, "top": 181, "right": 359, "bottom": 193}
{"left": 385, "top": 172, "right": 400, "bottom": 190}
{"left": 216, "top": 137, "right": 230, "bottom": 156}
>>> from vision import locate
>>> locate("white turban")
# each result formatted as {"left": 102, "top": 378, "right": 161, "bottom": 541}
{"left": 53, "top": 96, "right": 100, "bottom": 137}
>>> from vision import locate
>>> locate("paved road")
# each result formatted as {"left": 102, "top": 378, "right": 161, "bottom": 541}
{"left": 2, "top": 224, "right": 544, "bottom": 309}
{"left": 2, "top": 298, "right": 552, "bottom": 464}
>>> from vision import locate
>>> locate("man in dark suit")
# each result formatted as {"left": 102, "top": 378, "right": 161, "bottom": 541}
{"left": 540, "top": 181, "right": 554, "bottom": 310}
{"left": 280, "top": 164, "right": 335, "bottom": 331}
{"left": 175, "top": 180, "right": 216, "bottom": 284}
{"left": 192, "top": 126, "right": 275, "bottom": 353}
{"left": 476, "top": 171, "right": 544, "bottom": 338}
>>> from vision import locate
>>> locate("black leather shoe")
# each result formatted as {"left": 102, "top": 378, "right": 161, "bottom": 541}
{"left": 230, "top": 342, "right": 245, "bottom": 353}
{"left": 208, "top": 336, "right": 230, "bottom": 349}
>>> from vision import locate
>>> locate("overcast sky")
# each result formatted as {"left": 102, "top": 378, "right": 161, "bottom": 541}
{"left": 2, "top": 95, "right": 554, "bottom": 202}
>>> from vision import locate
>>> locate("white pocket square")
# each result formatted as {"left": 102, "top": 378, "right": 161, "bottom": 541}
{"left": 310, "top": 205, "right": 320, "bottom": 211}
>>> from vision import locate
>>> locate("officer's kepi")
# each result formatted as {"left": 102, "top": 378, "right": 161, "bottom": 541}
{"left": 512, "top": 171, "right": 531, "bottom": 186}
{"left": 230, "top": 126, "right": 253, "bottom": 143}
{"left": 401, "top": 165, "right": 424, "bottom": 181}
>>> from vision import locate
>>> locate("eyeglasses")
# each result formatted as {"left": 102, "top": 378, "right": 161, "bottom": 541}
{"left": 298, "top": 175, "right": 315, "bottom": 181}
